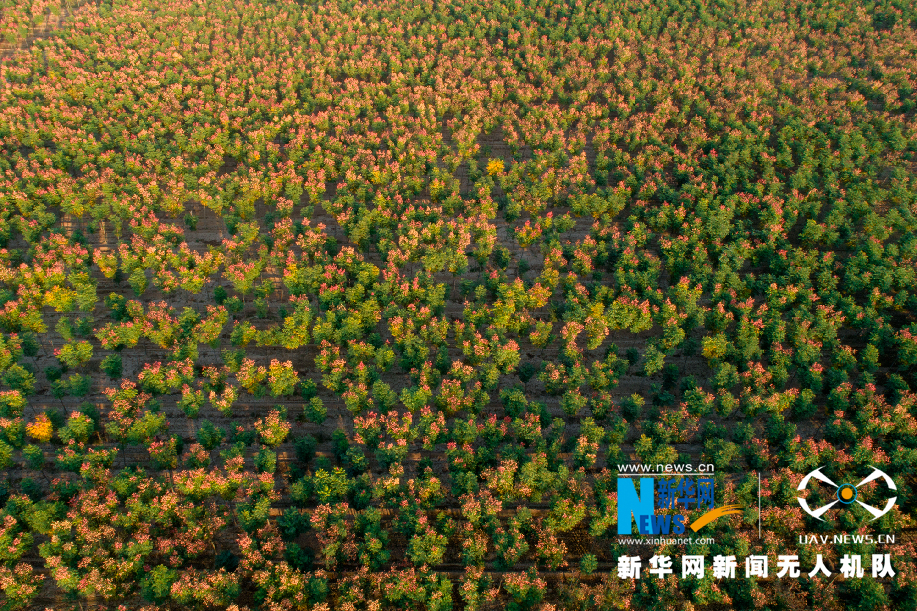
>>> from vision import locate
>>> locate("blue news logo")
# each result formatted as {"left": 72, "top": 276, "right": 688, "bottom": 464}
{"left": 618, "top": 476, "right": 738, "bottom": 535}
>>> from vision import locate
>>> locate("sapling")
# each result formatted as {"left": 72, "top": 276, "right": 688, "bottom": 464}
{"left": 303, "top": 396, "right": 327, "bottom": 424}
{"left": 100, "top": 354, "right": 122, "bottom": 379}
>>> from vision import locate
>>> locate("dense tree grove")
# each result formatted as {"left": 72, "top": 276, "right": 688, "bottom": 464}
{"left": 0, "top": 0, "right": 916, "bottom": 608}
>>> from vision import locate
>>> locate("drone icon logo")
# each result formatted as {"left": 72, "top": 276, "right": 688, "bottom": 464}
{"left": 797, "top": 466, "right": 897, "bottom": 521}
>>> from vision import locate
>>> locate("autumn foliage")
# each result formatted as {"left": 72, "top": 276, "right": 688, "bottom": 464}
{"left": 0, "top": 0, "right": 915, "bottom": 609}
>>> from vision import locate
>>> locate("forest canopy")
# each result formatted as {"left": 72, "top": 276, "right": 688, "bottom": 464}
{"left": 0, "top": 0, "right": 915, "bottom": 609}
